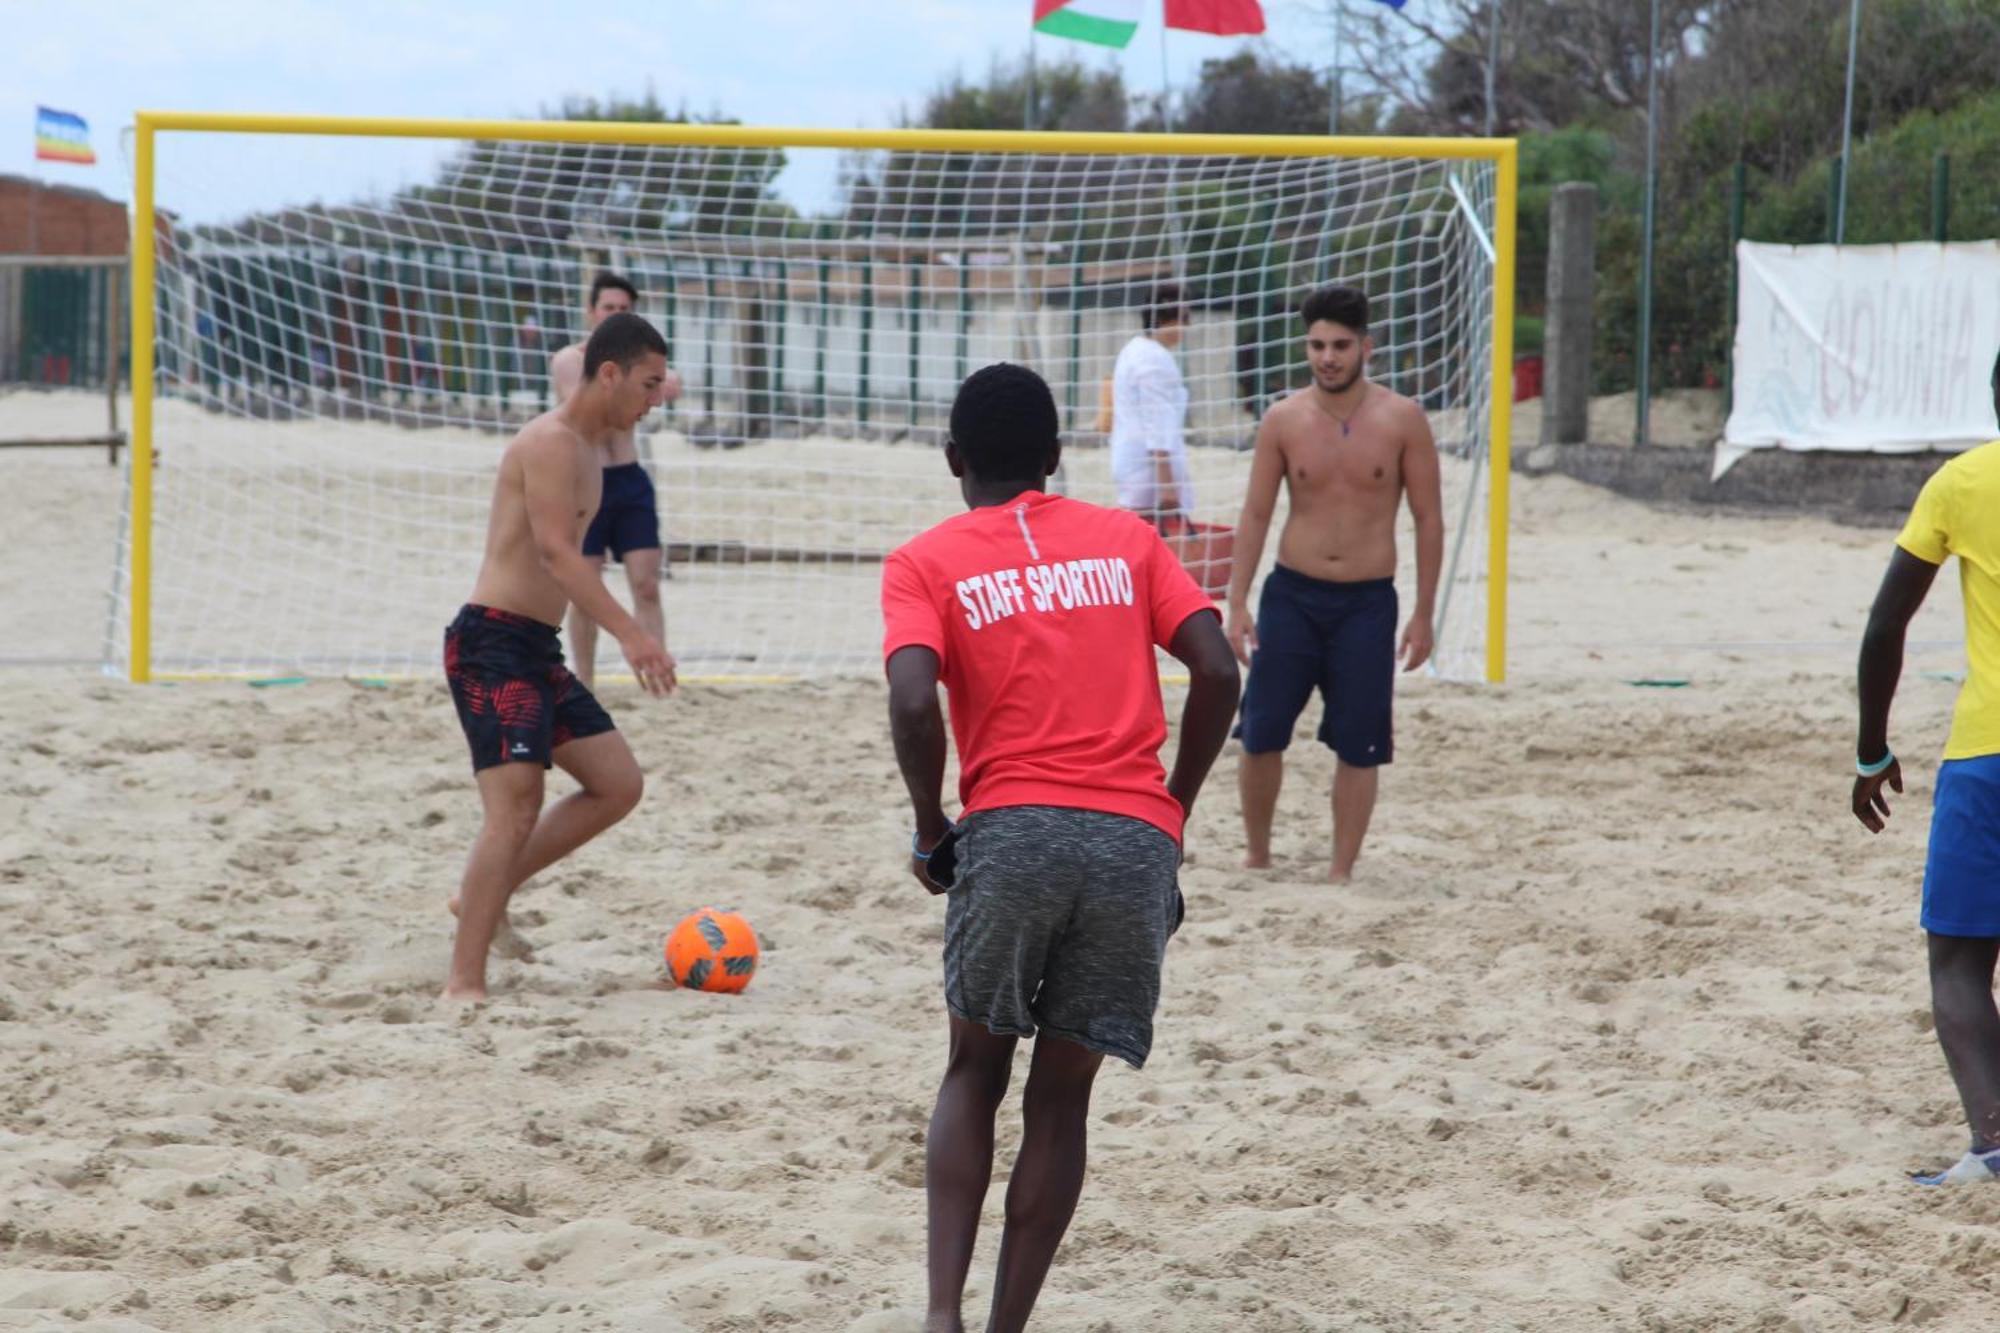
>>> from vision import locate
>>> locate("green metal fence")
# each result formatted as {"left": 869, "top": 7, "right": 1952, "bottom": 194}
{"left": 0, "top": 255, "right": 126, "bottom": 460}
{"left": 2, "top": 256, "right": 126, "bottom": 388}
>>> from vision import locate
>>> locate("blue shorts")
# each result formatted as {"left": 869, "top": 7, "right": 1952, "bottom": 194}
{"left": 1235, "top": 566, "right": 1396, "bottom": 766}
{"left": 1922, "top": 754, "right": 2000, "bottom": 937}
{"left": 582, "top": 462, "right": 661, "bottom": 562}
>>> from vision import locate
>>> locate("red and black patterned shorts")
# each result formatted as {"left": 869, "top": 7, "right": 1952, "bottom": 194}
{"left": 444, "top": 604, "right": 616, "bottom": 772}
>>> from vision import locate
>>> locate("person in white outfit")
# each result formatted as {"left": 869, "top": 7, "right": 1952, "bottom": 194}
{"left": 1110, "top": 285, "right": 1193, "bottom": 528}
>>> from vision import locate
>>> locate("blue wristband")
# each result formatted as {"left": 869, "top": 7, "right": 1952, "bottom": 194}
{"left": 1857, "top": 750, "right": 1895, "bottom": 778}
{"left": 911, "top": 832, "right": 933, "bottom": 861}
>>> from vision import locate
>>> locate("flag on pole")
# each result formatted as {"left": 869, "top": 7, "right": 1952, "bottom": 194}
{"left": 1163, "top": 0, "right": 1266, "bottom": 34}
{"left": 1033, "top": 0, "right": 1143, "bottom": 48}
{"left": 34, "top": 106, "right": 95, "bottom": 165}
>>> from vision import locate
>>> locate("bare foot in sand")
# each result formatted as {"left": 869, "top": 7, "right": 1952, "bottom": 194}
{"left": 439, "top": 981, "right": 487, "bottom": 1003}
{"left": 1243, "top": 852, "right": 1272, "bottom": 870}
{"left": 447, "top": 898, "right": 537, "bottom": 961}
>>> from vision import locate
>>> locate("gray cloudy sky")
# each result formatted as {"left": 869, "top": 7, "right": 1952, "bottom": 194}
{"left": 6, "top": 0, "right": 1360, "bottom": 223}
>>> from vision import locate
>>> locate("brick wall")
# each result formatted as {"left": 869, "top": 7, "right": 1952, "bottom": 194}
{"left": 0, "top": 175, "right": 127, "bottom": 255}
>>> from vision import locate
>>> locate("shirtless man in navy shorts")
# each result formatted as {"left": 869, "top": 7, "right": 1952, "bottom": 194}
{"left": 550, "top": 272, "right": 684, "bottom": 687}
{"left": 1225, "top": 285, "right": 1444, "bottom": 883}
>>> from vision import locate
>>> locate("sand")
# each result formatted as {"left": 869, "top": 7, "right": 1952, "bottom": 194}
{"left": 1, "top": 386, "right": 1993, "bottom": 1332}
{"left": 1508, "top": 387, "right": 1726, "bottom": 452}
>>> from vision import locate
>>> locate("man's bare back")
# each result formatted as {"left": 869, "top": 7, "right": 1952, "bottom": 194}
{"left": 1261, "top": 383, "right": 1434, "bottom": 585}
{"left": 549, "top": 322, "right": 683, "bottom": 687}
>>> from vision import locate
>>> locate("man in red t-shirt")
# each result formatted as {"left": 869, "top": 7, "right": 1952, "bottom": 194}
{"left": 883, "top": 363, "right": 1239, "bottom": 1333}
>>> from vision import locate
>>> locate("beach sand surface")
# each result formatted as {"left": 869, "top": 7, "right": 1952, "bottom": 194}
{"left": 0, "top": 387, "right": 1987, "bottom": 1331}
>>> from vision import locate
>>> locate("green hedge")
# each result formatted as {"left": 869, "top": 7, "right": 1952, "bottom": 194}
{"left": 1589, "top": 89, "right": 2000, "bottom": 394}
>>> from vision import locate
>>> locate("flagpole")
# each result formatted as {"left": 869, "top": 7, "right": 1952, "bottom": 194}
{"left": 1028, "top": 30, "right": 1039, "bottom": 131}
{"left": 1483, "top": 0, "right": 1501, "bottom": 137}
{"left": 1635, "top": 0, "right": 1658, "bottom": 446}
{"left": 1835, "top": 0, "right": 1861, "bottom": 244}
{"left": 1329, "top": 0, "right": 1343, "bottom": 136}
{"left": 1159, "top": 1, "right": 1172, "bottom": 130}
{"left": 29, "top": 109, "right": 39, "bottom": 255}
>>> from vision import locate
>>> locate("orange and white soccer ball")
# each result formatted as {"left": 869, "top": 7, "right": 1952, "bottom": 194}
{"left": 664, "top": 908, "right": 760, "bottom": 993}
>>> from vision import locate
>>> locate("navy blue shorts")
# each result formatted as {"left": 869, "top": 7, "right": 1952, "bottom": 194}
{"left": 1235, "top": 566, "right": 1396, "bottom": 766}
{"left": 582, "top": 462, "right": 661, "bottom": 562}
{"left": 1922, "top": 754, "right": 2000, "bottom": 937}
{"left": 443, "top": 604, "right": 615, "bottom": 772}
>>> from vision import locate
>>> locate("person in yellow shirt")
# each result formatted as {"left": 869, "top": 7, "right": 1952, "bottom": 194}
{"left": 1854, "top": 354, "right": 2000, "bottom": 1186}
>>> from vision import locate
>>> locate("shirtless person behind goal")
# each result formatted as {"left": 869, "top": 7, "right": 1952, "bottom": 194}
{"left": 442, "top": 312, "right": 678, "bottom": 1001}
{"left": 550, "top": 272, "right": 684, "bottom": 687}
{"left": 1226, "top": 285, "right": 1443, "bottom": 882}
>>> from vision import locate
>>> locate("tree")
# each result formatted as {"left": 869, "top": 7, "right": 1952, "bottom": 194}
{"left": 1674, "top": 0, "right": 2000, "bottom": 183}
{"left": 849, "top": 47, "right": 1373, "bottom": 248}
{"left": 841, "top": 55, "right": 1138, "bottom": 239}
{"left": 1326, "top": 0, "right": 2000, "bottom": 392}
{"left": 200, "top": 89, "right": 799, "bottom": 251}
{"left": 904, "top": 53, "right": 1129, "bottom": 133}
{"left": 173, "top": 88, "right": 806, "bottom": 403}
{"left": 1161, "top": 50, "right": 1332, "bottom": 136}
{"left": 395, "top": 90, "right": 794, "bottom": 246}
{"left": 1338, "top": 0, "right": 1714, "bottom": 136}
{"left": 1592, "top": 0, "right": 2000, "bottom": 392}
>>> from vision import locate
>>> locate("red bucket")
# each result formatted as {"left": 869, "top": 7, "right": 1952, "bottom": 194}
{"left": 1513, "top": 354, "right": 1543, "bottom": 402}
{"left": 1160, "top": 518, "right": 1235, "bottom": 600}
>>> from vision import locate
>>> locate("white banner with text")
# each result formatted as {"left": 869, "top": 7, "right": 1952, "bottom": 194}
{"left": 1722, "top": 240, "right": 2000, "bottom": 467}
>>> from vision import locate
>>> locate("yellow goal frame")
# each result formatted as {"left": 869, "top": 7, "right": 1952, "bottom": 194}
{"left": 129, "top": 112, "right": 1515, "bottom": 683}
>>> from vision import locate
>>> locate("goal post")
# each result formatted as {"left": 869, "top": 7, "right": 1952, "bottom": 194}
{"left": 121, "top": 112, "right": 1514, "bottom": 684}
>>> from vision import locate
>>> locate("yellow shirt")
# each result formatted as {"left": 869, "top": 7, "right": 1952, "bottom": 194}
{"left": 1898, "top": 439, "right": 2000, "bottom": 760}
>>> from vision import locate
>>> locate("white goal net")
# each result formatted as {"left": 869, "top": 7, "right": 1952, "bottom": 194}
{"left": 112, "top": 122, "right": 1504, "bottom": 681}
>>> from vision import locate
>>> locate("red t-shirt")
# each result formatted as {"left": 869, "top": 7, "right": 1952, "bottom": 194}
{"left": 881, "top": 489, "right": 1217, "bottom": 842}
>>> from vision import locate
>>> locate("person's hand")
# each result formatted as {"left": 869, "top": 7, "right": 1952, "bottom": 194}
{"left": 909, "top": 853, "right": 946, "bottom": 894}
{"left": 1226, "top": 606, "right": 1257, "bottom": 666}
{"left": 910, "top": 828, "right": 949, "bottom": 895}
{"left": 1399, "top": 614, "right": 1435, "bottom": 673}
{"left": 622, "top": 633, "right": 678, "bottom": 696}
{"left": 660, "top": 368, "right": 684, "bottom": 404}
{"left": 1853, "top": 758, "right": 1902, "bottom": 833}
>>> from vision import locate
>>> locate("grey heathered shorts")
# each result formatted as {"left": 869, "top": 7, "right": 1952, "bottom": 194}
{"left": 942, "top": 805, "right": 1184, "bottom": 1069}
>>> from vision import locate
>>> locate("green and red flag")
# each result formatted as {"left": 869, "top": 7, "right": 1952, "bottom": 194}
{"left": 1032, "top": 0, "right": 1143, "bottom": 49}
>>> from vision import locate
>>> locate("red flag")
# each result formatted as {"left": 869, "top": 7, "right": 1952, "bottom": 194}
{"left": 1163, "top": 0, "right": 1265, "bottom": 35}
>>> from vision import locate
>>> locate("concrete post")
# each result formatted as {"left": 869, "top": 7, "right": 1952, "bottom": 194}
{"left": 1542, "top": 182, "right": 1596, "bottom": 446}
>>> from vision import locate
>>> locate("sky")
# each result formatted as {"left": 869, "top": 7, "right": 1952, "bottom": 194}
{"left": 3, "top": 0, "right": 1375, "bottom": 226}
